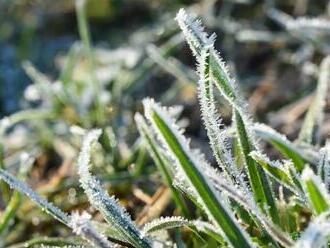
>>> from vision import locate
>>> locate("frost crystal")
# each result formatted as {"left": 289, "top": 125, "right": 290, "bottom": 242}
{"left": 69, "top": 211, "right": 112, "bottom": 248}
{"left": 77, "top": 130, "right": 151, "bottom": 248}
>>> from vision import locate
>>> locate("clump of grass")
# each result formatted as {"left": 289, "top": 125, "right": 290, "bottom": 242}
{"left": 1, "top": 7, "right": 330, "bottom": 248}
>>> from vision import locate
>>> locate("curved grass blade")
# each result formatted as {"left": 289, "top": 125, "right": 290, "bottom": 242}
{"left": 302, "top": 167, "right": 330, "bottom": 215}
{"left": 77, "top": 129, "right": 152, "bottom": 248}
{"left": 142, "top": 216, "right": 224, "bottom": 244}
{"left": 7, "top": 237, "right": 86, "bottom": 248}
{"left": 143, "top": 99, "right": 253, "bottom": 247}
{"left": 298, "top": 56, "right": 330, "bottom": 144}
{"left": 135, "top": 113, "right": 189, "bottom": 217}
{"left": 253, "top": 123, "right": 310, "bottom": 171}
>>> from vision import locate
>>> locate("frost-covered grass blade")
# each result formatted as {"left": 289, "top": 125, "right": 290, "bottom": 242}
{"left": 302, "top": 167, "right": 330, "bottom": 215}
{"left": 298, "top": 56, "right": 330, "bottom": 145}
{"left": 77, "top": 129, "right": 152, "bottom": 248}
{"left": 135, "top": 113, "right": 189, "bottom": 217}
{"left": 143, "top": 98, "right": 252, "bottom": 247}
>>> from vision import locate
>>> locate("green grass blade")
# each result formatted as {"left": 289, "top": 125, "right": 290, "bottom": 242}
{"left": 302, "top": 167, "right": 330, "bottom": 215}
{"left": 176, "top": 9, "right": 279, "bottom": 224}
{"left": 143, "top": 99, "right": 252, "bottom": 247}
{"left": 135, "top": 113, "right": 189, "bottom": 217}
{"left": 142, "top": 216, "right": 225, "bottom": 244}
{"left": 298, "top": 56, "right": 330, "bottom": 144}
{"left": 250, "top": 151, "right": 298, "bottom": 193}
{"left": 253, "top": 123, "right": 309, "bottom": 171}
{"left": 0, "top": 191, "right": 21, "bottom": 234}
{"left": 233, "top": 110, "right": 280, "bottom": 225}
{"left": 0, "top": 169, "right": 70, "bottom": 225}
{"left": 197, "top": 48, "right": 246, "bottom": 190}
{"left": 208, "top": 172, "right": 294, "bottom": 247}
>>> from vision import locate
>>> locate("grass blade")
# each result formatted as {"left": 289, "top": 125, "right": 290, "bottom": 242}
{"left": 0, "top": 169, "right": 70, "bottom": 225}
{"left": 233, "top": 110, "right": 279, "bottom": 224}
{"left": 302, "top": 167, "right": 330, "bottom": 215}
{"left": 250, "top": 151, "right": 299, "bottom": 193}
{"left": 253, "top": 123, "right": 309, "bottom": 171}
{"left": 135, "top": 113, "right": 189, "bottom": 217}
{"left": 317, "top": 142, "right": 330, "bottom": 188}
{"left": 197, "top": 48, "right": 246, "bottom": 190}
{"left": 77, "top": 129, "right": 152, "bottom": 248}
{"left": 298, "top": 56, "right": 330, "bottom": 144}
{"left": 143, "top": 98, "right": 252, "bottom": 247}
{"left": 142, "top": 216, "right": 224, "bottom": 243}
{"left": 69, "top": 211, "right": 113, "bottom": 248}
{"left": 176, "top": 9, "right": 279, "bottom": 224}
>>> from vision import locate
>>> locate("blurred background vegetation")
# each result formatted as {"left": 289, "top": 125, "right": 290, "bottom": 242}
{"left": 0, "top": 0, "right": 329, "bottom": 247}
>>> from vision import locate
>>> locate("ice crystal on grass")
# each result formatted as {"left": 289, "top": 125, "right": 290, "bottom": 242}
{"left": 77, "top": 129, "right": 152, "bottom": 248}
{"left": 175, "top": 9, "right": 215, "bottom": 56}
{"left": 0, "top": 169, "right": 69, "bottom": 225}
{"left": 69, "top": 211, "right": 113, "bottom": 248}
{"left": 143, "top": 98, "right": 253, "bottom": 247}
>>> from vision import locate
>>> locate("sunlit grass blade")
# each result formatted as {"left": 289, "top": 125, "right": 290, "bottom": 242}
{"left": 77, "top": 129, "right": 152, "bottom": 248}
{"left": 135, "top": 113, "right": 189, "bottom": 217}
{"left": 302, "top": 167, "right": 330, "bottom": 215}
{"left": 253, "top": 123, "right": 310, "bottom": 171}
{"left": 298, "top": 56, "right": 330, "bottom": 144}
{"left": 143, "top": 98, "right": 253, "bottom": 247}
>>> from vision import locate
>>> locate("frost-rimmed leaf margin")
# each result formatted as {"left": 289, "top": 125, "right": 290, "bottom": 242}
{"left": 176, "top": 9, "right": 279, "bottom": 224}
{"left": 135, "top": 113, "right": 189, "bottom": 217}
{"left": 0, "top": 169, "right": 112, "bottom": 248}
{"left": 142, "top": 216, "right": 225, "bottom": 244}
{"left": 253, "top": 123, "right": 311, "bottom": 171}
{"left": 143, "top": 98, "right": 253, "bottom": 247}
{"left": 302, "top": 167, "right": 330, "bottom": 215}
{"left": 77, "top": 129, "right": 152, "bottom": 248}
{"left": 196, "top": 46, "right": 248, "bottom": 192}
{"left": 69, "top": 211, "right": 113, "bottom": 248}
